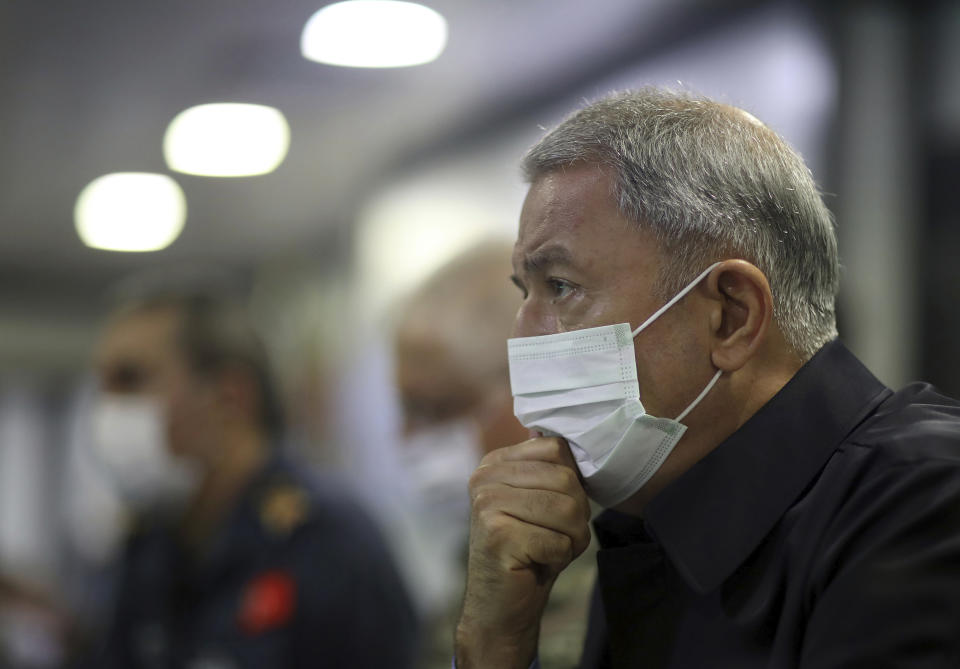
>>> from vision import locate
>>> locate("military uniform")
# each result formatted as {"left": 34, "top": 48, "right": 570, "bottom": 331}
{"left": 91, "top": 455, "right": 418, "bottom": 669}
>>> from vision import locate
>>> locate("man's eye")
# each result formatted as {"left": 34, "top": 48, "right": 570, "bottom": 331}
{"left": 107, "top": 363, "right": 147, "bottom": 392}
{"left": 510, "top": 275, "right": 528, "bottom": 299}
{"left": 547, "top": 278, "right": 574, "bottom": 300}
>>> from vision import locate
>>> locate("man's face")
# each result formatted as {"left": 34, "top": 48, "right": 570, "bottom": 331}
{"left": 394, "top": 327, "right": 481, "bottom": 436}
{"left": 95, "top": 307, "right": 215, "bottom": 461}
{"left": 394, "top": 326, "right": 526, "bottom": 455}
{"left": 511, "top": 163, "right": 706, "bottom": 420}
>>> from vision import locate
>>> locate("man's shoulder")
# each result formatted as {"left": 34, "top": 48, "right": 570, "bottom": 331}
{"left": 779, "top": 384, "right": 960, "bottom": 667}
{"left": 843, "top": 381, "right": 960, "bottom": 466}
{"left": 250, "top": 458, "right": 415, "bottom": 636}
{"left": 251, "top": 457, "right": 383, "bottom": 547}
{"left": 781, "top": 381, "right": 960, "bottom": 554}
{"left": 800, "top": 381, "right": 960, "bottom": 552}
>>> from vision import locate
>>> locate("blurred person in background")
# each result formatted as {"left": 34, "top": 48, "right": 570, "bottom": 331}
{"left": 393, "top": 242, "right": 595, "bottom": 668}
{"left": 80, "top": 282, "right": 417, "bottom": 669}
{"left": 454, "top": 89, "right": 960, "bottom": 668}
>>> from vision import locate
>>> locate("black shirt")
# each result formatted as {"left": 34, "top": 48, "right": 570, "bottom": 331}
{"left": 579, "top": 340, "right": 960, "bottom": 668}
{"left": 94, "top": 455, "right": 418, "bottom": 669}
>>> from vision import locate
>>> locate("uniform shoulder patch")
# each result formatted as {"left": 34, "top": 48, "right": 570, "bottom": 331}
{"left": 258, "top": 482, "right": 310, "bottom": 537}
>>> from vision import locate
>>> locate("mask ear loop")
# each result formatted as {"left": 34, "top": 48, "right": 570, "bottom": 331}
{"left": 631, "top": 262, "right": 723, "bottom": 338}
{"left": 627, "top": 261, "right": 725, "bottom": 423}
{"left": 675, "top": 368, "right": 722, "bottom": 423}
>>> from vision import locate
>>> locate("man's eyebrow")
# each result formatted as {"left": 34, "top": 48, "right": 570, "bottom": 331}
{"left": 522, "top": 244, "right": 574, "bottom": 273}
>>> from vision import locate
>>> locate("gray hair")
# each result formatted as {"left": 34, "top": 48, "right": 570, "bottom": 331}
{"left": 521, "top": 88, "right": 839, "bottom": 360}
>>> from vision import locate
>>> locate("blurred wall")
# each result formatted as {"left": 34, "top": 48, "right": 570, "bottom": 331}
{"left": 824, "top": 0, "right": 960, "bottom": 397}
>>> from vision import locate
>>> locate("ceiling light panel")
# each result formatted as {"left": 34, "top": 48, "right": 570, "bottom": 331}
{"left": 75, "top": 173, "right": 187, "bottom": 252}
{"left": 301, "top": 1, "right": 447, "bottom": 68}
{"left": 163, "top": 103, "right": 290, "bottom": 177}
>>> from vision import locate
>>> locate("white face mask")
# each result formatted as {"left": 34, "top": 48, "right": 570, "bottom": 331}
{"left": 398, "top": 417, "right": 480, "bottom": 512}
{"left": 89, "top": 394, "right": 200, "bottom": 512}
{"left": 507, "top": 263, "right": 723, "bottom": 508}
{"left": 394, "top": 417, "right": 480, "bottom": 616}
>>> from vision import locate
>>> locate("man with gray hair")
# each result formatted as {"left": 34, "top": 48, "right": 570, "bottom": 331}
{"left": 454, "top": 89, "right": 960, "bottom": 668}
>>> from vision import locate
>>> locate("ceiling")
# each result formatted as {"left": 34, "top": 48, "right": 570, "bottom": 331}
{"left": 0, "top": 0, "right": 766, "bottom": 281}
{"left": 0, "top": 0, "right": 770, "bottom": 373}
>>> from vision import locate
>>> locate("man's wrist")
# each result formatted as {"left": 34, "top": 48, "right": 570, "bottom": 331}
{"left": 453, "top": 655, "right": 541, "bottom": 669}
{"left": 454, "top": 620, "right": 539, "bottom": 669}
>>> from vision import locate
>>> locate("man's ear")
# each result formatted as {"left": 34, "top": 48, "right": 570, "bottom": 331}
{"left": 704, "top": 260, "right": 773, "bottom": 372}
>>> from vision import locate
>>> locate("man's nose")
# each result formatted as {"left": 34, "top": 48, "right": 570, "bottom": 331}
{"left": 511, "top": 300, "right": 558, "bottom": 338}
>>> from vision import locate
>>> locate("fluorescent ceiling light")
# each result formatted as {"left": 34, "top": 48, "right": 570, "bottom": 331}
{"left": 75, "top": 173, "right": 186, "bottom": 252}
{"left": 163, "top": 103, "right": 290, "bottom": 177}
{"left": 301, "top": 1, "right": 447, "bottom": 68}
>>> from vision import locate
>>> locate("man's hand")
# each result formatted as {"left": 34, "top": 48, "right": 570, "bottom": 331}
{"left": 454, "top": 437, "right": 591, "bottom": 669}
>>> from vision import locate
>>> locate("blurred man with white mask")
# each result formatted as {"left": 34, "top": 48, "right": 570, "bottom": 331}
{"left": 455, "top": 89, "right": 960, "bottom": 668}
{"left": 393, "top": 243, "right": 596, "bottom": 668}
{"left": 84, "top": 283, "right": 417, "bottom": 669}
{"left": 394, "top": 243, "right": 527, "bottom": 511}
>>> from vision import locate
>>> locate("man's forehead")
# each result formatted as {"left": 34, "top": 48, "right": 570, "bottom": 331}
{"left": 97, "top": 307, "right": 178, "bottom": 365}
{"left": 513, "top": 164, "right": 621, "bottom": 268}
{"left": 512, "top": 199, "right": 576, "bottom": 273}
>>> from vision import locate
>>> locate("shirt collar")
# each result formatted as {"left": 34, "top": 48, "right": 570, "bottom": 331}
{"left": 639, "top": 339, "right": 890, "bottom": 594}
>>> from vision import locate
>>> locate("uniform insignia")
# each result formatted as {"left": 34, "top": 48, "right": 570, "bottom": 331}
{"left": 258, "top": 483, "right": 309, "bottom": 536}
{"left": 237, "top": 570, "right": 296, "bottom": 635}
